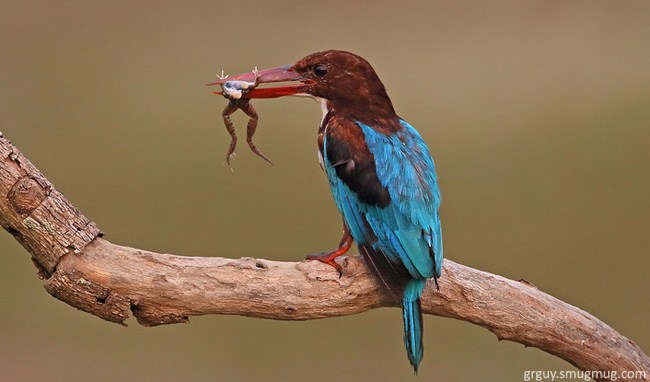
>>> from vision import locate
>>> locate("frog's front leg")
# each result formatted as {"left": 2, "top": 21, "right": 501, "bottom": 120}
{"left": 222, "top": 101, "right": 239, "bottom": 166}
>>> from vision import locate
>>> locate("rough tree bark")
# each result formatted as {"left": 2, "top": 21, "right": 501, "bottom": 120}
{"left": 0, "top": 133, "right": 647, "bottom": 381}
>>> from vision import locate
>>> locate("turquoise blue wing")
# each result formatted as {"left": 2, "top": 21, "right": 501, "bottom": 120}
{"left": 323, "top": 118, "right": 442, "bottom": 283}
{"left": 358, "top": 120, "right": 442, "bottom": 279}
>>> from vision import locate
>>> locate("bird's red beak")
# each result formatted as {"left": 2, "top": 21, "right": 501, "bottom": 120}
{"left": 207, "top": 65, "right": 310, "bottom": 98}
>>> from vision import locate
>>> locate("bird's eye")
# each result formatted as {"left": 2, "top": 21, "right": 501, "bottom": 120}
{"left": 313, "top": 64, "right": 328, "bottom": 77}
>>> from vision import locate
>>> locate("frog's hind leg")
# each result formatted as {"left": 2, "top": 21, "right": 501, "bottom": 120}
{"left": 240, "top": 101, "right": 273, "bottom": 165}
{"left": 222, "top": 102, "right": 239, "bottom": 166}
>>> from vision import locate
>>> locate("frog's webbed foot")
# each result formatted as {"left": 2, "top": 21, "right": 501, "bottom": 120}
{"left": 251, "top": 66, "right": 260, "bottom": 87}
{"left": 216, "top": 70, "right": 229, "bottom": 80}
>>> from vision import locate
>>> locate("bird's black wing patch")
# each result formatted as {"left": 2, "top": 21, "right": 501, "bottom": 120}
{"left": 325, "top": 117, "right": 391, "bottom": 208}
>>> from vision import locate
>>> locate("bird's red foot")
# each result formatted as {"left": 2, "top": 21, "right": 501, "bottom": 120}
{"left": 307, "top": 226, "right": 353, "bottom": 276}
{"left": 306, "top": 250, "right": 346, "bottom": 275}
{"left": 306, "top": 232, "right": 353, "bottom": 276}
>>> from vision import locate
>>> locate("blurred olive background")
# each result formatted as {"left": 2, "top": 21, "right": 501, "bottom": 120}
{"left": 1, "top": 1, "right": 649, "bottom": 381}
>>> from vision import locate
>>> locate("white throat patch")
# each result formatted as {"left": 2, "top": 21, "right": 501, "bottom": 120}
{"left": 314, "top": 97, "right": 329, "bottom": 128}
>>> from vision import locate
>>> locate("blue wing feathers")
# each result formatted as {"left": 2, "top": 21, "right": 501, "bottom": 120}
{"left": 357, "top": 121, "right": 443, "bottom": 279}
{"left": 323, "top": 119, "right": 442, "bottom": 280}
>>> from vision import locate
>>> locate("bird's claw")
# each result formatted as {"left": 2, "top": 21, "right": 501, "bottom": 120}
{"left": 306, "top": 252, "right": 343, "bottom": 277}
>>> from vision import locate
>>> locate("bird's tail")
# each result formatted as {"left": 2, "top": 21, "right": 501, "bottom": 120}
{"left": 402, "top": 279, "right": 426, "bottom": 373}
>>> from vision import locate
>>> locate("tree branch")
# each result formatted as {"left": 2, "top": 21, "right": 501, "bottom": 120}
{"left": 0, "top": 134, "right": 648, "bottom": 381}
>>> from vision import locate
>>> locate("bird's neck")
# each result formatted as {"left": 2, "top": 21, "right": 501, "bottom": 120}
{"left": 321, "top": 96, "right": 402, "bottom": 134}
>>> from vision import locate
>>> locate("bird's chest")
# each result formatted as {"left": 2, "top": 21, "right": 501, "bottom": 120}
{"left": 317, "top": 128, "right": 326, "bottom": 171}
{"left": 316, "top": 99, "right": 330, "bottom": 170}
{"left": 317, "top": 127, "right": 341, "bottom": 205}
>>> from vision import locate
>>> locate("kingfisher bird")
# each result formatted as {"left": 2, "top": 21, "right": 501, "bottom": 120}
{"left": 208, "top": 50, "right": 443, "bottom": 372}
